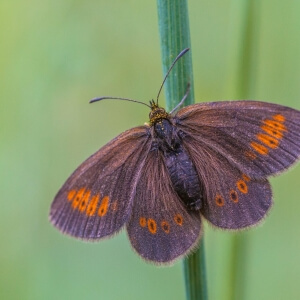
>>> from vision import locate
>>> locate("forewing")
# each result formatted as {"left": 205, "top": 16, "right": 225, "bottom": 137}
{"left": 176, "top": 100, "right": 300, "bottom": 179}
{"left": 127, "top": 147, "right": 202, "bottom": 264}
{"left": 181, "top": 135, "right": 272, "bottom": 229}
{"left": 50, "top": 126, "right": 151, "bottom": 240}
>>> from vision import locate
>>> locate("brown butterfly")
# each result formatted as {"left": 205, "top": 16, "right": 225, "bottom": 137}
{"left": 50, "top": 49, "right": 300, "bottom": 264}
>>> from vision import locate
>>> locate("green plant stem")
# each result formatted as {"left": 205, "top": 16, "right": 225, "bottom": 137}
{"left": 183, "top": 239, "right": 208, "bottom": 300}
{"left": 157, "top": 1, "right": 208, "bottom": 299}
{"left": 157, "top": 0, "right": 194, "bottom": 111}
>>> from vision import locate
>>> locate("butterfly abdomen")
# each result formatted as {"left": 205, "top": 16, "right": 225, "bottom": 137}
{"left": 165, "top": 145, "right": 203, "bottom": 210}
{"left": 154, "top": 118, "right": 204, "bottom": 210}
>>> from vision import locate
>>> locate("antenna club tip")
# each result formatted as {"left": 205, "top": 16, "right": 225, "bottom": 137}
{"left": 89, "top": 97, "right": 105, "bottom": 104}
{"left": 180, "top": 48, "right": 190, "bottom": 55}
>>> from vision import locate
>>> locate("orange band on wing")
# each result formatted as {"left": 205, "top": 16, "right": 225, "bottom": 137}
{"left": 79, "top": 190, "right": 91, "bottom": 212}
{"left": 250, "top": 141, "right": 268, "bottom": 155}
{"left": 257, "top": 133, "right": 279, "bottom": 149}
{"left": 86, "top": 194, "right": 100, "bottom": 216}
{"left": 72, "top": 188, "right": 85, "bottom": 209}
{"left": 98, "top": 196, "right": 110, "bottom": 217}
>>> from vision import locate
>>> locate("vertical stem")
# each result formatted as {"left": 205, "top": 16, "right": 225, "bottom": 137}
{"left": 157, "top": 1, "right": 208, "bottom": 299}
{"left": 157, "top": 0, "right": 194, "bottom": 111}
{"left": 183, "top": 239, "right": 208, "bottom": 300}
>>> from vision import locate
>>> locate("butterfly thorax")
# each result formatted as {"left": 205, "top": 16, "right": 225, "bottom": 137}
{"left": 153, "top": 118, "right": 177, "bottom": 150}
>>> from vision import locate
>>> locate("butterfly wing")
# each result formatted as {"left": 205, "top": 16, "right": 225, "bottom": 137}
{"left": 50, "top": 126, "right": 151, "bottom": 240}
{"left": 126, "top": 146, "right": 202, "bottom": 264}
{"left": 175, "top": 100, "right": 300, "bottom": 229}
{"left": 175, "top": 100, "right": 300, "bottom": 179}
{"left": 180, "top": 135, "right": 272, "bottom": 229}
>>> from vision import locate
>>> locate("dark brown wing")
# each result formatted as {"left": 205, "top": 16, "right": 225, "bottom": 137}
{"left": 126, "top": 146, "right": 202, "bottom": 264}
{"left": 50, "top": 126, "right": 151, "bottom": 240}
{"left": 175, "top": 100, "right": 300, "bottom": 179}
{"left": 180, "top": 134, "right": 272, "bottom": 229}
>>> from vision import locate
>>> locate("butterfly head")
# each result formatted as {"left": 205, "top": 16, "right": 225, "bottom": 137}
{"left": 149, "top": 100, "right": 169, "bottom": 126}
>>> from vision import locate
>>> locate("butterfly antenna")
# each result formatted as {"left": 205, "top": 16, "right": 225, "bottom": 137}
{"left": 90, "top": 96, "right": 151, "bottom": 108}
{"left": 156, "top": 48, "right": 190, "bottom": 105}
{"left": 169, "top": 83, "right": 191, "bottom": 114}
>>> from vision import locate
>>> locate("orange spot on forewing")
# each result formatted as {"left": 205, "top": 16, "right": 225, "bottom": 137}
{"left": 250, "top": 141, "right": 268, "bottom": 155}
{"left": 257, "top": 133, "right": 279, "bottom": 149}
{"left": 111, "top": 201, "right": 118, "bottom": 212}
{"left": 263, "top": 119, "right": 286, "bottom": 132}
{"left": 72, "top": 188, "right": 85, "bottom": 209}
{"left": 79, "top": 190, "right": 90, "bottom": 212}
{"left": 147, "top": 218, "right": 157, "bottom": 234}
{"left": 86, "top": 194, "right": 100, "bottom": 216}
{"left": 98, "top": 196, "right": 110, "bottom": 217}
{"left": 261, "top": 125, "right": 283, "bottom": 139}
{"left": 273, "top": 114, "right": 285, "bottom": 122}
{"left": 244, "top": 150, "right": 257, "bottom": 160}
{"left": 67, "top": 190, "right": 76, "bottom": 201}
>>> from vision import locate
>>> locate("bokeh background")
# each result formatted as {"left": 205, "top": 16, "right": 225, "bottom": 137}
{"left": 1, "top": 1, "right": 300, "bottom": 299}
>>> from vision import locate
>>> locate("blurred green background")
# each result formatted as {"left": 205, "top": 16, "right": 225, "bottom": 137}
{"left": 1, "top": 1, "right": 300, "bottom": 299}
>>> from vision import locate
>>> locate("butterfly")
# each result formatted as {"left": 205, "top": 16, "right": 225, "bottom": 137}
{"left": 49, "top": 49, "right": 300, "bottom": 264}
